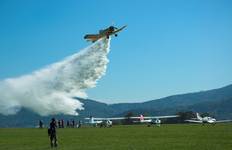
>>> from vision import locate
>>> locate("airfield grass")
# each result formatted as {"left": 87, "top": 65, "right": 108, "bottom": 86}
{"left": 0, "top": 124, "right": 231, "bottom": 150}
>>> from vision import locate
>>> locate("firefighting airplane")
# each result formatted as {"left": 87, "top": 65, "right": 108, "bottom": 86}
{"left": 85, "top": 114, "right": 179, "bottom": 127}
{"left": 185, "top": 113, "right": 232, "bottom": 124}
{"left": 84, "top": 25, "right": 127, "bottom": 42}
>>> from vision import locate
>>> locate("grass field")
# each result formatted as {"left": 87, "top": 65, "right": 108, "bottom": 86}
{"left": 0, "top": 124, "right": 232, "bottom": 150}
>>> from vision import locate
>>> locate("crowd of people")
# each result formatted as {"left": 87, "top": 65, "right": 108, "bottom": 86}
{"left": 38, "top": 119, "right": 82, "bottom": 129}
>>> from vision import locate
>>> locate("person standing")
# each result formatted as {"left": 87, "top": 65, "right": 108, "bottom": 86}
{"left": 39, "top": 120, "right": 43, "bottom": 128}
{"left": 72, "top": 120, "right": 75, "bottom": 128}
{"left": 48, "top": 118, "right": 58, "bottom": 148}
{"left": 66, "top": 120, "right": 70, "bottom": 127}
{"left": 61, "top": 119, "right": 64, "bottom": 128}
{"left": 58, "top": 120, "right": 61, "bottom": 128}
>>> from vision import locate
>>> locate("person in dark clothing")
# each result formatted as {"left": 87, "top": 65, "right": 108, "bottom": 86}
{"left": 39, "top": 120, "right": 43, "bottom": 128}
{"left": 48, "top": 118, "right": 58, "bottom": 148}
{"left": 61, "top": 119, "right": 64, "bottom": 128}
{"left": 58, "top": 120, "right": 61, "bottom": 128}
{"left": 72, "top": 120, "right": 75, "bottom": 128}
{"left": 66, "top": 120, "right": 70, "bottom": 127}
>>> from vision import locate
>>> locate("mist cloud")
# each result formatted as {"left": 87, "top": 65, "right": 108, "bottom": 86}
{"left": 0, "top": 38, "right": 110, "bottom": 116}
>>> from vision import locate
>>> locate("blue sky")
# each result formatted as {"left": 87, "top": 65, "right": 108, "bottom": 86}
{"left": 0, "top": 0, "right": 232, "bottom": 103}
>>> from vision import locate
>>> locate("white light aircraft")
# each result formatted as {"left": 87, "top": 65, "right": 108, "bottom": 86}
{"left": 85, "top": 114, "right": 179, "bottom": 127}
{"left": 185, "top": 113, "right": 232, "bottom": 124}
{"left": 132, "top": 114, "right": 179, "bottom": 127}
{"left": 85, "top": 116, "right": 125, "bottom": 127}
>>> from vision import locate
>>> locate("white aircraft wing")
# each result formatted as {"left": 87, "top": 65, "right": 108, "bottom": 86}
{"left": 185, "top": 120, "right": 203, "bottom": 123}
{"left": 147, "top": 115, "right": 179, "bottom": 119}
{"left": 106, "top": 117, "right": 126, "bottom": 120}
{"left": 85, "top": 115, "right": 179, "bottom": 121}
{"left": 85, "top": 117, "right": 126, "bottom": 121}
{"left": 131, "top": 115, "right": 179, "bottom": 119}
{"left": 215, "top": 120, "right": 232, "bottom": 123}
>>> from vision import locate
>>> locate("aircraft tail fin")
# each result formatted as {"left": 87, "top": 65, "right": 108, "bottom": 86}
{"left": 90, "top": 116, "right": 94, "bottom": 124}
{"left": 140, "top": 114, "right": 144, "bottom": 121}
{"left": 196, "top": 113, "right": 202, "bottom": 120}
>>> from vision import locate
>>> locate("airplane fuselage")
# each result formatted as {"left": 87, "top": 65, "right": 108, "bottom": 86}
{"left": 202, "top": 117, "right": 216, "bottom": 124}
{"left": 186, "top": 113, "right": 218, "bottom": 124}
{"left": 98, "top": 26, "right": 117, "bottom": 38}
{"left": 99, "top": 26, "right": 115, "bottom": 34}
{"left": 137, "top": 118, "right": 161, "bottom": 126}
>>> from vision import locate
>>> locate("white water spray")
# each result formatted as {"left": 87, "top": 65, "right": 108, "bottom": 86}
{"left": 0, "top": 38, "right": 110, "bottom": 116}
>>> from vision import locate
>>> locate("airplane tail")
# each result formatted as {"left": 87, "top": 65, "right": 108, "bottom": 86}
{"left": 139, "top": 114, "right": 144, "bottom": 121}
{"left": 90, "top": 116, "right": 94, "bottom": 124}
{"left": 196, "top": 113, "right": 202, "bottom": 120}
{"left": 84, "top": 34, "right": 94, "bottom": 39}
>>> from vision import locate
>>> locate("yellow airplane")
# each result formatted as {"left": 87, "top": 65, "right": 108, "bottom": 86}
{"left": 84, "top": 25, "right": 127, "bottom": 42}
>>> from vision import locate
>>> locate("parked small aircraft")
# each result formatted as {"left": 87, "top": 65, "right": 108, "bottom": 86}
{"left": 85, "top": 116, "right": 125, "bottom": 127}
{"left": 185, "top": 113, "right": 232, "bottom": 124}
{"left": 85, "top": 114, "right": 179, "bottom": 127}
{"left": 84, "top": 25, "right": 127, "bottom": 42}
{"left": 132, "top": 114, "right": 179, "bottom": 127}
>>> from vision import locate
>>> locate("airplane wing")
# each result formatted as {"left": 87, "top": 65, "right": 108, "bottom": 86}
{"left": 147, "top": 115, "right": 179, "bottom": 119}
{"left": 215, "top": 120, "right": 232, "bottom": 123}
{"left": 131, "top": 115, "right": 179, "bottom": 119}
{"left": 85, "top": 117, "right": 126, "bottom": 121}
{"left": 85, "top": 114, "right": 178, "bottom": 121}
{"left": 111, "top": 25, "right": 127, "bottom": 35}
{"left": 185, "top": 120, "right": 203, "bottom": 123}
{"left": 106, "top": 117, "right": 127, "bottom": 120}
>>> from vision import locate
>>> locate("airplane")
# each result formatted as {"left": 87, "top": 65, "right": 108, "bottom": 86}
{"left": 85, "top": 114, "right": 179, "bottom": 127}
{"left": 185, "top": 113, "right": 232, "bottom": 124}
{"left": 84, "top": 25, "right": 127, "bottom": 42}
{"left": 132, "top": 114, "right": 179, "bottom": 127}
{"left": 85, "top": 116, "right": 103, "bottom": 127}
{"left": 85, "top": 116, "right": 125, "bottom": 128}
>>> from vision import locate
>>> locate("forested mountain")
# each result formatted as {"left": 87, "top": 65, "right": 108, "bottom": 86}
{"left": 0, "top": 84, "right": 232, "bottom": 127}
